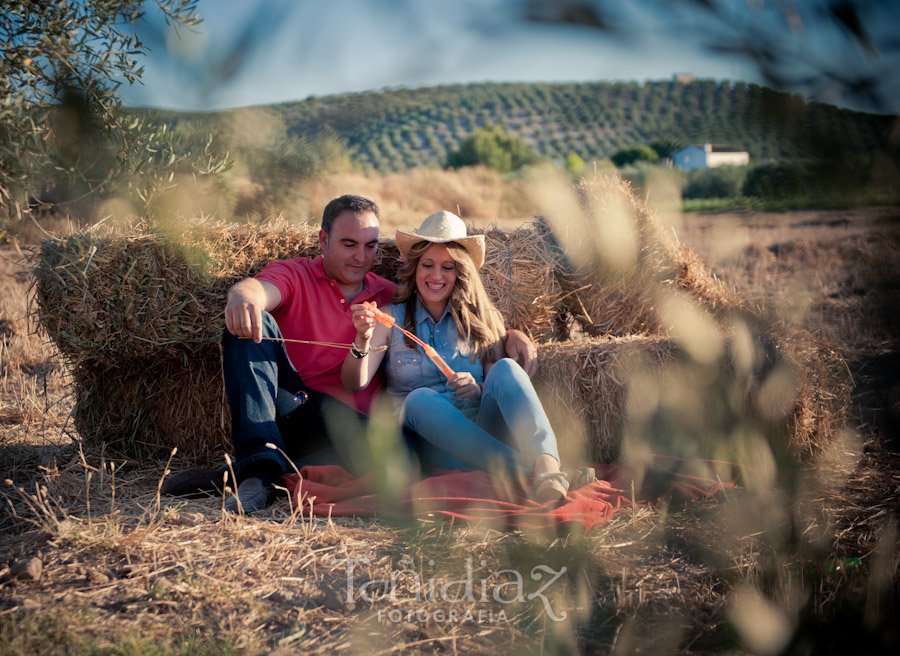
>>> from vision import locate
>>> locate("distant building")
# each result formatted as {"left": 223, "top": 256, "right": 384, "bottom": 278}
{"left": 671, "top": 143, "right": 749, "bottom": 170}
{"left": 673, "top": 73, "right": 696, "bottom": 84}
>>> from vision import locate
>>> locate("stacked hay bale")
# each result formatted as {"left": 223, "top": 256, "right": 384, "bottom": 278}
{"left": 546, "top": 175, "right": 746, "bottom": 338}
{"left": 533, "top": 336, "right": 681, "bottom": 463}
{"left": 528, "top": 175, "right": 850, "bottom": 462}
{"left": 34, "top": 176, "right": 851, "bottom": 463}
{"left": 34, "top": 221, "right": 323, "bottom": 458}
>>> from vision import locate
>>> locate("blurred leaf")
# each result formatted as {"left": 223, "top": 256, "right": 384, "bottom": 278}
{"left": 826, "top": 1, "right": 878, "bottom": 55}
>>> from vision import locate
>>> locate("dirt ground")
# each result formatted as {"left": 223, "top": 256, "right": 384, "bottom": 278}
{"left": 1, "top": 206, "right": 898, "bottom": 654}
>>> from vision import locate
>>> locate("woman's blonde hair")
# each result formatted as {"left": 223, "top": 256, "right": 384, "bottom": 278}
{"left": 393, "top": 240, "right": 506, "bottom": 363}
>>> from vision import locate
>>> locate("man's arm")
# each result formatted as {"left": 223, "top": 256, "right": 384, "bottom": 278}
{"left": 504, "top": 329, "right": 538, "bottom": 377}
{"left": 224, "top": 278, "right": 282, "bottom": 343}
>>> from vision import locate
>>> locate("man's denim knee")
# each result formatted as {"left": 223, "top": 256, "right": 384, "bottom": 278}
{"left": 260, "top": 311, "right": 280, "bottom": 336}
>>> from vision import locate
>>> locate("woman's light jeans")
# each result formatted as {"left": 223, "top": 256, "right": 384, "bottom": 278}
{"left": 400, "top": 358, "right": 560, "bottom": 476}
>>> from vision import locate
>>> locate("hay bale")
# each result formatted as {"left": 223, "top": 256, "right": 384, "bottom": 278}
{"left": 34, "top": 218, "right": 567, "bottom": 456}
{"left": 534, "top": 327, "right": 851, "bottom": 464}
{"left": 34, "top": 221, "right": 322, "bottom": 362}
{"left": 773, "top": 328, "right": 853, "bottom": 457}
{"left": 31, "top": 190, "right": 850, "bottom": 462}
{"left": 478, "top": 224, "right": 567, "bottom": 341}
{"left": 534, "top": 336, "right": 680, "bottom": 463}
{"left": 551, "top": 175, "right": 744, "bottom": 337}
{"left": 69, "top": 351, "right": 230, "bottom": 460}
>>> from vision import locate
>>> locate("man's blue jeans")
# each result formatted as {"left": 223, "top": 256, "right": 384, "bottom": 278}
{"left": 400, "top": 358, "right": 561, "bottom": 476}
{"left": 222, "top": 312, "right": 373, "bottom": 481}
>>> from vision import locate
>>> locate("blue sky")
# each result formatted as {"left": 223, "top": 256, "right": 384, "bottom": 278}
{"left": 122, "top": 0, "right": 900, "bottom": 114}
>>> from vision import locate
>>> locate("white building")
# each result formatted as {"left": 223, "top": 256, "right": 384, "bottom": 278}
{"left": 671, "top": 143, "right": 749, "bottom": 170}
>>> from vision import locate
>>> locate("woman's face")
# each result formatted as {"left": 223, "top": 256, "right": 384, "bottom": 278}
{"left": 415, "top": 243, "right": 458, "bottom": 310}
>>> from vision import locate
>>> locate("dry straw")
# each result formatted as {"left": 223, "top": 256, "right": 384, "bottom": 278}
{"left": 534, "top": 336, "right": 680, "bottom": 463}
{"left": 549, "top": 175, "right": 745, "bottom": 337}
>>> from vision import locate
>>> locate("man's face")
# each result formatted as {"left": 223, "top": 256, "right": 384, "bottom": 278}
{"left": 319, "top": 210, "right": 380, "bottom": 287}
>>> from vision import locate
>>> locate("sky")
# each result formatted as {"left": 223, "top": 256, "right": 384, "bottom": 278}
{"left": 121, "top": 0, "right": 900, "bottom": 115}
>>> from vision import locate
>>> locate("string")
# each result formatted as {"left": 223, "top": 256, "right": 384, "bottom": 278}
{"left": 242, "top": 336, "right": 388, "bottom": 353}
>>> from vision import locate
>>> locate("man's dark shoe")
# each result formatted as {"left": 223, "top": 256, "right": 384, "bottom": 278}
{"left": 161, "top": 465, "right": 229, "bottom": 498}
{"left": 224, "top": 477, "right": 274, "bottom": 514}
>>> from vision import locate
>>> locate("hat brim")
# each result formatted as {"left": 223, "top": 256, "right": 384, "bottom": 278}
{"left": 395, "top": 230, "right": 486, "bottom": 269}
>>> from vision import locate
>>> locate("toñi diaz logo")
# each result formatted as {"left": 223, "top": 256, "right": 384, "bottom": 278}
{"left": 335, "top": 556, "right": 569, "bottom": 623}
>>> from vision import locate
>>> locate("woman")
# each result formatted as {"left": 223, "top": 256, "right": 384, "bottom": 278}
{"left": 341, "top": 210, "right": 573, "bottom": 502}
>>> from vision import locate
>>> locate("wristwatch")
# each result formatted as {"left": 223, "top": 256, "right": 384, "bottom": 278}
{"left": 350, "top": 341, "right": 369, "bottom": 359}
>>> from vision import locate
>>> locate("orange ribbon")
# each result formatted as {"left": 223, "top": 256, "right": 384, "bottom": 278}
{"left": 364, "top": 302, "right": 455, "bottom": 380}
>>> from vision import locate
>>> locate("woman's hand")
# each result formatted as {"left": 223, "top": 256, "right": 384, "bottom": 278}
{"left": 350, "top": 303, "right": 376, "bottom": 346}
{"left": 447, "top": 371, "right": 481, "bottom": 400}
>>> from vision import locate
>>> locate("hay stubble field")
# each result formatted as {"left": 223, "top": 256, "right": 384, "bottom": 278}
{"left": 1, "top": 202, "right": 898, "bottom": 654}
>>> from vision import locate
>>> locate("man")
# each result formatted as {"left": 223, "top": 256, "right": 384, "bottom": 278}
{"left": 164, "top": 195, "right": 538, "bottom": 512}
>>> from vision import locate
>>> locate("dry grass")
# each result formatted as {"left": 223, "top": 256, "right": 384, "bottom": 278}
{"left": 0, "top": 246, "right": 72, "bottom": 456}
{"left": 2, "top": 187, "right": 898, "bottom": 653}
{"left": 297, "top": 167, "right": 538, "bottom": 230}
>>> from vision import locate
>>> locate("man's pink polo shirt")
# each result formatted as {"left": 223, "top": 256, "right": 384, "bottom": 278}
{"left": 254, "top": 255, "right": 394, "bottom": 414}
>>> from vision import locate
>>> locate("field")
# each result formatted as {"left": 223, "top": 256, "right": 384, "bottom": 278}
{"left": 1, "top": 200, "right": 898, "bottom": 654}
{"left": 153, "top": 80, "right": 895, "bottom": 173}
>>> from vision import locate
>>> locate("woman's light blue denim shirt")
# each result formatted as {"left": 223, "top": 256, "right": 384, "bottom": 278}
{"left": 383, "top": 301, "right": 483, "bottom": 420}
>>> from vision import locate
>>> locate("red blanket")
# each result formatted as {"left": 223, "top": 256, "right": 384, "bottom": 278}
{"left": 280, "top": 456, "right": 737, "bottom": 532}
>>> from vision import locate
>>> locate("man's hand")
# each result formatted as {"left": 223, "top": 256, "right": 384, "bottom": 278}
{"left": 224, "top": 279, "right": 280, "bottom": 343}
{"left": 504, "top": 329, "right": 538, "bottom": 377}
{"left": 447, "top": 371, "right": 481, "bottom": 400}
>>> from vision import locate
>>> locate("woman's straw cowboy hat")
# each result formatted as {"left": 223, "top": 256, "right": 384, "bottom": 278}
{"left": 395, "top": 211, "right": 486, "bottom": 268}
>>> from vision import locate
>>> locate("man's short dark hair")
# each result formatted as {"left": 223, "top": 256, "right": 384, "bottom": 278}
{"left": 321, "top": 195, "right": 380, "bottom": 234}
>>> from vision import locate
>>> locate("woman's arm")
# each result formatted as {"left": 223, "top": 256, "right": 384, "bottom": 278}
{"left": 341, "top": 304, "right": 390, "bottom": 393}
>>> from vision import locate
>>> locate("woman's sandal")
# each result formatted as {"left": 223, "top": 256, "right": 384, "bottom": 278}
{"left": 563, "top": 467, "right": 596, "bottom": 491}
{"left": 533, "top": 471, "right": 570, "bottom": 503}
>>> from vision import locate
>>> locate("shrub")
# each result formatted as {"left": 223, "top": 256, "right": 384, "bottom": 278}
{"left": 742, "top": 161, "right": 809, "bottom": 198}
{"left": 565, "top": 153, "right": 586, "bottom": 175}
{"left": 611, "top": 145, "right": 660, "bottom": 168}
{"left": 683, "top": 165, "right": 748, "bottom": 199}
{"left": 446, "top": 124, "right": 541, "bottom": 173}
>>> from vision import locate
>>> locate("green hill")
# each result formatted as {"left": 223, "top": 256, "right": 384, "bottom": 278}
{"left": 147, "top": 79, "right": 897, "bottom": 174}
